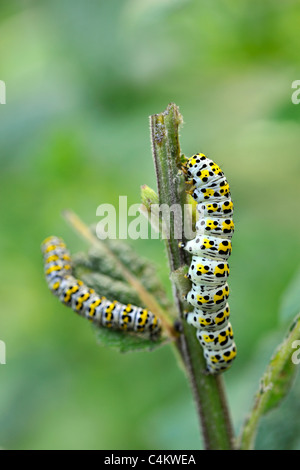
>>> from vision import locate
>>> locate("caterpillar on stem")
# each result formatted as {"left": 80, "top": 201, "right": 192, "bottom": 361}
{"left": 180, "top": 153, "right": 237, "bottom": 374}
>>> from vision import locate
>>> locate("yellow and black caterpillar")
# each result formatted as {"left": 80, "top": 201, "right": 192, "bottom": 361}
{"left": 41, "top": 236, "right": 161, "bottom": 337}
{"left": 180, "top": 153, "right": 237, "bottom": 374}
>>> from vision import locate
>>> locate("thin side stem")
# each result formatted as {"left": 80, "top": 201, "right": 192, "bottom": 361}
{"left": 150, "top": 103, "right": 234, "bottom": 450}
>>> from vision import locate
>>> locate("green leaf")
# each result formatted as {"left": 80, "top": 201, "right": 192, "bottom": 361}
{"left": 74, "top": 269, "right": 142, "bottom": 306}
{"left": 261, "top": 314, "right": 300, "bottom": 414}
{"left": 93, "top": 325, "right": 165, "bottom": 353}
{"left": 73, "top": 236, "right": 172, "bottom": 311}
{"left": 141, "top": 184, "right": 159, "bottom": 209}
{"left": 262, "top": 355, "right": 297, "bottom": 414}
{"left": 70, "top": 235, "right": 174, "bottom": 351}
{"left": 72, "top": 246, "right": 126, "bottom": 282}
{"left": 239, "top": 313, "right": 300, "bottom": 449}
{"left": 279, "top": 267, "right": 300, "bottom": 322}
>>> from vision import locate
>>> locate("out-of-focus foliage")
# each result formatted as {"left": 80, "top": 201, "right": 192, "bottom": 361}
{"left": 279, "top": 269, "right": 300, "bottom": 323}
{"left": 239, "top": 313, "right": 300, "bottom": 449}
{"left": 1, "top": 0, "right": 300, "bottom": 450}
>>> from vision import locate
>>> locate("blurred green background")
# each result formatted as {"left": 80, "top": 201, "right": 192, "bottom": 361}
{"left": 1, "top": 0, "right": 300, "bottom": 450}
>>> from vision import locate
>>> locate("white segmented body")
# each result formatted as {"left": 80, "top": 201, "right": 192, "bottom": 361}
{"left": 41, "top": 236, "right": 161, "bottom": 338}
{"left": 181, "top": 153, "right": 237, "bottom": 374}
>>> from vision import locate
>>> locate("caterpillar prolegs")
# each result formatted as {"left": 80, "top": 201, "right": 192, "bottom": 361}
{"left": 180, "top": 153, "right": 237, "bottom": 374}
{"left": 41, "top": 236, "right": 162, "bottom": 337}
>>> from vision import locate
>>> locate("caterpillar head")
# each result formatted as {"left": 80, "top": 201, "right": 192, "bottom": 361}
{"left": 185, "top": 153, "right": 208, "bottom": 178}
{"left": 187, "top": 153, "right": 206, "bottom": 169}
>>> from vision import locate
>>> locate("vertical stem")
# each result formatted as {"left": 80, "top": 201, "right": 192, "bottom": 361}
{"left": 150, "top": 103, "right": 234, "bottom": 450}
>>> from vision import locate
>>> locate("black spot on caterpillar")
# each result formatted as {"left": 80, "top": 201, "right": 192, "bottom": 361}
{"left": 41, "top": 236, "right": 161, "bottom": 337}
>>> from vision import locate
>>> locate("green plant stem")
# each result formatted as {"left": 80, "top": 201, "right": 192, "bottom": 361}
{"left": 150, "top": 103, "right": 234, "bottom": 450}
{"left": 239, "top": 314, "right": 300, "bottom": 450}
